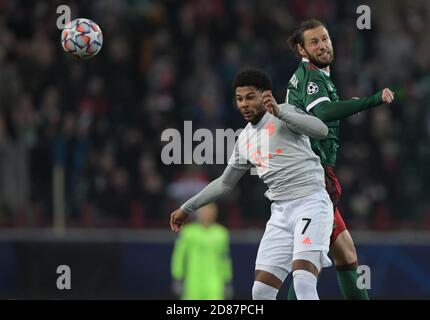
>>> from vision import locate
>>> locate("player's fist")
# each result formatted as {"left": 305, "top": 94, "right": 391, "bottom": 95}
{"left": 381, "top": 88, "right": 395, "bottom": 104}
{"left": 170, "top": 208, "right": 189, "bottom": 232}
{"left": 262, "top": 90, "right": 279, "bottom": 117}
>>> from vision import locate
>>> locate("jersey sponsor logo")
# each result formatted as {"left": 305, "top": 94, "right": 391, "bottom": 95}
{"left": 307, "top": 82, "right": 319, "bottom": 95}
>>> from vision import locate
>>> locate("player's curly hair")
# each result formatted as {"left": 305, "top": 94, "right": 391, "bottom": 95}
{"left": 232, "top": 68, "right": 272, "bottom": 92}
{"left": 287, "top": 19, "right": 327, "bottom": 57}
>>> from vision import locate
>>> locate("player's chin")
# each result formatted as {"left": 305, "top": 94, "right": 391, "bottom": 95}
{"left": 242, "top": 113, "right": 254, "bottom": 121}
{"left": 317, "top": 54, "right": 333, "bottom": 65}
{"left": 318, "top": 57, "right": 332, "bottom": 67}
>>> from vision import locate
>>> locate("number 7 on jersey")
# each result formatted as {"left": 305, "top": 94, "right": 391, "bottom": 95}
{"left": 301, "top": 218, "right": 312, "bottom": 234}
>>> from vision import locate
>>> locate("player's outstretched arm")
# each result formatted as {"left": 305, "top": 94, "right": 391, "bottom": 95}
{"left": 261, "top": 91, "right": 328, "bottom": 139}
{"left": 169, "top": 165, "right": 247, "bottom": 232}
{"left": 312, "top": 88, "right": 395, "bottom": 122}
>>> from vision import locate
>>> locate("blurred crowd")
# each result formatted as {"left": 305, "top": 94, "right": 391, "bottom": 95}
{"left": 0, "top": 0, "right": 429, "bottom": 229}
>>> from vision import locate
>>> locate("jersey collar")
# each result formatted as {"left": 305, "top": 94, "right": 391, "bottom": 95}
{"left": 302, "top": 58, "right": 331, "bottom": 77}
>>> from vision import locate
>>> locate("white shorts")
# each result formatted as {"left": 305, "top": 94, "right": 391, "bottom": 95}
{"left": 255, "top": 188, "right": 333, "bottom": 280}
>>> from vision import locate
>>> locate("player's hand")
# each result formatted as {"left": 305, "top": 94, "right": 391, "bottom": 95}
{"left": 170, "top": 208, "right": 189, "bottom": 232}
{"left": 381, "top": 88, "right": 395, "bottom": 104}
{"left": 262, "top": 90, "right": 279, "bottom": 117}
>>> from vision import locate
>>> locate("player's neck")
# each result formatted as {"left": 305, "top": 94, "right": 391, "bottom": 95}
{"left": 322, "top": 66, "right": 330, "bottom": 75}
{"left": 250, "top": 111, "right": 266, "bottom": 125}
{"left": 302, "top": 57, "right": 331, "bottom": 75}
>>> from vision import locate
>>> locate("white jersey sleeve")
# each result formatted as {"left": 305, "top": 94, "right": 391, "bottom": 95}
{"left": 277, "top": 103, "right": 328, "bottom": 139}
{"left": 180, "top": 164, "right": 247, "bottom": 213}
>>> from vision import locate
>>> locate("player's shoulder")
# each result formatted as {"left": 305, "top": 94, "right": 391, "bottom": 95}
{"left": 237, "top": 123, "right": 253, "bottom": 139}
{"left": 240, "top": 124, "right": 250, "bottom": 134}
{"left": 289, "top": 61, "right": 306, "bottom": 84}
{"left": 290, "top": 60, "right": 324, "bottom": 90}
{"left": 299, "top": 61, "right": 333, "bottom": 97}
{"left": 300, "top": 60, "right": 326, "bottom": 80}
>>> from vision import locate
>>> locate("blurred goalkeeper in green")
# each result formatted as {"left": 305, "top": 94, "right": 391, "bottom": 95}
{"left": 171, "top": 203, "right": 233, "bottom": 300}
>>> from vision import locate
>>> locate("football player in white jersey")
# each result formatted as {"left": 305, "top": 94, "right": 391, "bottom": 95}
{"left": 170, "top": 69, "right": 333, "bottom": 300}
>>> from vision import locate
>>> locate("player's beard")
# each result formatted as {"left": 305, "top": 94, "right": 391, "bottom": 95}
{"left": 306, "top": 49, "right": 334, "bottom": 69}
{"left": 242, "top": 106, "right": 265, "bottom": 124}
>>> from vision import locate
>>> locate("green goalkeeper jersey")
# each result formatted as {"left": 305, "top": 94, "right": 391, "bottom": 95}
{"left": 286, "top": 58, "right": 340, "bottom": 166}
{"left": 171, "top": 222, "right": 232, "bottom": 300}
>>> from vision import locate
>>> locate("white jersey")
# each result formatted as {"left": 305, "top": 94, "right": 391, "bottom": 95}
{"left": 228, "top": 107, "right": 325, "bottom": 201}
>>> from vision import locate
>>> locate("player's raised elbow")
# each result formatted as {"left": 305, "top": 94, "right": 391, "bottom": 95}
{"left": 316, "top": 123, "right": 329, "bottom": 139}
{"left": 311, "top": 122, "right": 329, "bottom": 139}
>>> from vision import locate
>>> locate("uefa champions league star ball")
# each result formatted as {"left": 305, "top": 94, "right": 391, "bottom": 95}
{"left": 61, "top": 18, "right": 103, "bottom": 60}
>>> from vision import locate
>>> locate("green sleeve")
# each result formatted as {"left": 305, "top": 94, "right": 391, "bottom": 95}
{"left": 221, "top": 230, "right": 233, "bottom": 283}
{"left": 171, "top": 230, "right": 188, "bottom": 280}
{"left": 311, "top": 91, "right": 383, "bottom": 122}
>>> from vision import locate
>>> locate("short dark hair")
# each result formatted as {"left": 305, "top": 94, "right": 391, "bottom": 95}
{"left": 287, "top": 19, "right": 327, "bottom": 57}
{"left": 232, "top": 68, "right": 272, "bottom": 92}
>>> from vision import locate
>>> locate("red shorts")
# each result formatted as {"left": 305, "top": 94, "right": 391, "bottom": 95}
{"left": 324, "top": 165, "right": 347, "bottom": 244}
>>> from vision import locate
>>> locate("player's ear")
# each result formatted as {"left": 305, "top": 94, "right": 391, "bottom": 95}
{"left": 297, "top": 43, "right": 306, "bottom": 58}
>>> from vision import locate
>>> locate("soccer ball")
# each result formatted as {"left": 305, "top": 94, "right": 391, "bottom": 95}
{"left": 61, "top": 18, "right": 103, "bottom": 60}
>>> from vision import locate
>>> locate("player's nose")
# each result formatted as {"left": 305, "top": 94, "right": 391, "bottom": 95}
{"left": 317, "top": 42, "right": 327, "bottom": 52}
{"left": 318, "top": 45, "right": 326, "bottom": 52}
{"left": 239, "top": 101, "right": 249, "bottom": 109}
